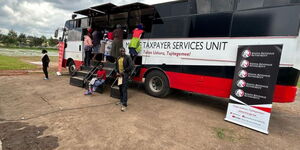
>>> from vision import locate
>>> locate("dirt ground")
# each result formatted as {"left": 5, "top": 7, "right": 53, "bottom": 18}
{"left": 0, "top": 71, "right": 300, "bottom": 149}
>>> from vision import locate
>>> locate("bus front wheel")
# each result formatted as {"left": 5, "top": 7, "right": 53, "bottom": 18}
{"left": 145, "top": 70, "right": 170, "bottom": 98}
{"left": 68, "top": 61, "right": 76, "bottom": 76}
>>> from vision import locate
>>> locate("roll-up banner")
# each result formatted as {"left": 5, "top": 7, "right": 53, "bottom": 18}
{"left": 225, "top": 45, "right": 282, "bottom": 134}
{"left": 57, "top": 41, "right": 65, "bottom": 76}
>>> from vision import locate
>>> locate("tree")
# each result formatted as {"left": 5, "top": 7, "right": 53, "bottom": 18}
{"left": 48, "top": 37, "right": 58, "bottom": 47}
{"left": 32, "top": 37, "right": 43, "bottom": 47}
{"left": 3, "top": 29, "right": 18, "bottom": 46}
{"left": 18, "top": 33, "right": 26, "bottom": 46}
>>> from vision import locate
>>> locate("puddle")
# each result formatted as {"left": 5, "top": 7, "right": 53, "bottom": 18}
{"left": 29, "top": 62, "right": 42, "bottom": 65}
{"left": 0, "top": 48, "right": 58, "bottom": 57}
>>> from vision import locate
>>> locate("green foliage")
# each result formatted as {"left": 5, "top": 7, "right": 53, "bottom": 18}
{"left": 18, "top": 33, "right": 27, "bottom": 45}
{"left": 0, "top": 55, "right": 37, "bottom": 70}
{"left": 213, "top": 127, "right": 235, "bottom": 142}
{"left": 0, "top": 29, "right": 58, "bottom": 48}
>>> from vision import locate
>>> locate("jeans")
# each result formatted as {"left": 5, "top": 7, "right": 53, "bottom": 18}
{"left": 92, "top": 44, "right": 100, "bottom": 54}
{"left": 119, "top": 81, "right": 128, "bottom": 107}
{"left": 89, "top": 78, "right": 105, "bottom": 91}
{"left": 84, "top": 50, "right": 91, "bottom": 66}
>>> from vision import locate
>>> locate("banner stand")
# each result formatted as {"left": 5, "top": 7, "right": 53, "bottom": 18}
{"left": 225, "top": 45, "right": 282, "bottom": 134}
{"left": 57, "top": 42, "right": 65, "bottom": 76}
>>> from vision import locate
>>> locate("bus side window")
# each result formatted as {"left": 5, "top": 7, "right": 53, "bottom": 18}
{"left": 154, "top": 1, "right": 189, "bottom": 17}
{"left": 128, "top": 8, "right": 155, "bottom": 38}
{"left": 76, "top": 19, "right": 81, "bottom": 28}
{"left": 68, "top": 28, "right": 82, "bottom": 41}
{"left": 81, "top": 18, "right": 89, "bottom": 28}
{"left": 211, "top": 0, "right": 234, "bottom": 12}
{"left": 195, "top": 0, "right": 211, "bottom": 14}
{"left": 263, "top": 0, "right": 289, "bottom": 7}
{"left": 290, "top": 0, "right": 300, "bottom": 3}
{"left": 65, "top": 20, "right": 71, "bottom": 29}
{"left": 237, "top": 0, "right": 264, "bottom": 10}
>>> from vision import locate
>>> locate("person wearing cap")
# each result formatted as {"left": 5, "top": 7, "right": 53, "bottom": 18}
{"left": 41, "top": 49, "right": 50, "bottom": 80}
{"left": 111, "top": 24, "right": 124, "bottom": 59}
{"left": 84, "top": 63, "right": 106, "bottom": 95}
{"left": 128, "top": 24, "right": 144, "bottom": 64}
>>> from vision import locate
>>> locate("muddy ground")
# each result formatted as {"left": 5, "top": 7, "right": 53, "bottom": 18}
{"left": 0, "top": 69, "right": 300, "bottom": 149}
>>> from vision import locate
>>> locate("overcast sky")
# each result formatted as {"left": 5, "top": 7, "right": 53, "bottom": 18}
{"left": 0, "top": 0, "right": 174, "bottom": 38}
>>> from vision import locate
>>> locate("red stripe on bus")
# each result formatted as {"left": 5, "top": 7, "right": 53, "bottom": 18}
{"left": 134, "top": 68, "right": 296, "bottom": 103}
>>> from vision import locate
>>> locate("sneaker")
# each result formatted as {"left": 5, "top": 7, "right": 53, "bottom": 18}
{"left": 84, "top": 91, "right": 92, "bottom": 95}
{"left": 44, "top": 78, "right": 49, "bottom": 80}
{"left": 121, "top": 106, "right": 127, "bottom": 112}
{"left": 92, "top": 87, "right": 96, "bottom": 92}
{"left": 115, "top": 102, "right": 121, "bottom": 105}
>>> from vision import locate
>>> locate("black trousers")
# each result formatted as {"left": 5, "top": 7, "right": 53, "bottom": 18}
{"left": 43, "top": 65, "right": 48, "bottom": 78}
{"left": 119, "top": 76, "right": 128, "bottom": 107}
{"left": 84, "top": 50, "right": 91, "bottom": 66}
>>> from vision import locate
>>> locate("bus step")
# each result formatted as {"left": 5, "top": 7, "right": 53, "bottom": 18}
{"left": 70, "top": 76, "right": 84, "bottom": 87}
{"left": 80, "top": 65, "right": 94, "bottom": 71}
{"left": 76, "top": 70, "right": 90, "bottom": 77}
{"left": 110, "top": 85, "right": 120, "bottom": 99}
{"left": 102, "top": 62, "right": 116, "bottom": 68}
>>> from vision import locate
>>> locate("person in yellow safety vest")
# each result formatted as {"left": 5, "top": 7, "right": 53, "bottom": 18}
{"left": 128, "top": 24, "right": 144, "bottom": 64}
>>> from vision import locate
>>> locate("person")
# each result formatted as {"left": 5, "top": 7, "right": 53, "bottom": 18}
{"left": 91, "top": 28, "right": 101, "bottom": 61}
{"left": 111, "top": 24, "right": 123, "bottom": 59}
{"left": 84, "top": 63, "right": 106, "bottom": 95}
{"left": 41, "top": 49, "right": 50, "bottom": 80}
{"left": 128, "top": 24, "right": 144, "bottom": 64}
{"left": 116, "top": 47, "right": 134, "bottom": 111}
{"left": 84, "top": 29, "right": 93, "bottom": 66}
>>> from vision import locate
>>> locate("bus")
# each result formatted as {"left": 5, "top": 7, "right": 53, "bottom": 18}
{"left": 55, "top": 0, "right": 300, "bottom": 103}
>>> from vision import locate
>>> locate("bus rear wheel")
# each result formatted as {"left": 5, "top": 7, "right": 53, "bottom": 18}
{"left": 68, "top": 61, "right": 76, "bottom": 76}
{"left": 145, "top": 70, "right": 170, "bottom": 98}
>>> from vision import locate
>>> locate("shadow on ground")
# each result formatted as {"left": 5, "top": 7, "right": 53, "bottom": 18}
{"left": 129, "top": 82, "right": 229, "bottom": 113}
{"left": 0, "top": 120, "right": 59, "bottom": 150}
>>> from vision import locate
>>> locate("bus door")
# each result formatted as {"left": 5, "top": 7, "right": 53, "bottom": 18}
{"left": 128, "top": 7, "right": 155, "bottom": 65}
{"left": 64, "top": 19, "right": 85, "bottom": 63}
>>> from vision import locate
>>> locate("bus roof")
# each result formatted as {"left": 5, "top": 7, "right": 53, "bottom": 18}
{"left": 74, "top": 2, "right": 151, "bottom": 17}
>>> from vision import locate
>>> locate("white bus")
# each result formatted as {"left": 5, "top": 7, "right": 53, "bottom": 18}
{"left": 56, "top": 0, "right": 300, "bottom": 103}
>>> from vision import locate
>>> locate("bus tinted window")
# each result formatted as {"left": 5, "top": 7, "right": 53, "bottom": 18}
{"left": 151, "top": 16, "right": 190, "bottom": 38}
{"left": 290, "top": 0, "right": 300, "bottom": 3}
{"left": 237, "top": 0, "right": 264, "bottom": 10}
{"left": 109, "top": 12, "right": 128, "bottom": 28}
{"left": 189, "top": 13, "right": 232, "bottom": 37}
{"left": 211, "top": 0, "right": 234, "bottom": 12}
{"left": 76, "top": 19, "right": 81, "bottom": 28}
{"left": 93, "top": 16, "right": 108, "bottom": 28}
{"left": 195, "top": 0, "right": 211, "bottom": 14}
{"left": 154, "top": 1, "right": 189, "bottom": 18}
{"left": 129, "top": 8, "right": 154, "bottom": 33}
{"left": 263, "top": 0, "right": 289, "bottom": 7}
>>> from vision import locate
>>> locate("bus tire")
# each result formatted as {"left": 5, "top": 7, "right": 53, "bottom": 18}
{"left": 145, "top": 70, "right": 170, "bottom": 98}
{"left": 68, "top": 61, "right": 76, "bottom": 76}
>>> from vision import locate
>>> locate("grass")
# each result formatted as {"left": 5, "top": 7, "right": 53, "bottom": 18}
{"left": 0, "top": 55, "right": 38, "bottom": 70}
{"left": 213, "top": 127, "right": 236, "bottom": 142}
{"left": 298, "top": 81, "right": 300, "bottom": 88}
{"left": 0, "top": 46, "right": 57, "bottom": 51}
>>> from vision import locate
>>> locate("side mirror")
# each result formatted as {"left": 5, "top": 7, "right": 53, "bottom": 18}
{"left": 54, "top": 29, "right": 58, "bottom": 38}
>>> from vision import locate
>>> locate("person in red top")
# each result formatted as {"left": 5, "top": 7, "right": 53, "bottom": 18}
{"left": 107, "top": 30, "right": 114, "bottom": 40}
{"left": 84, "top": 63, "right": 106, "bottom": 95}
